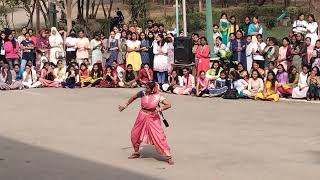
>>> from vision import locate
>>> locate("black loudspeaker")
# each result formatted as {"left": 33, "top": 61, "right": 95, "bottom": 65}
{"left": 174, "top": 37, "right": 194, "bottom": 64}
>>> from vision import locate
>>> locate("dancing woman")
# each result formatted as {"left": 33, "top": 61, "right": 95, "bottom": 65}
{"left": 118, "top": 81, "right": 174, "bottom": 165}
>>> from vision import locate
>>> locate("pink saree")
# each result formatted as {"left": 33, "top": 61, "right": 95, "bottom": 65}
{"left": 131, "top": 91, "right": 171, "bottom": 157}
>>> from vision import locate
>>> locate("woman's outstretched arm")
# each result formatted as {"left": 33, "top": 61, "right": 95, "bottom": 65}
{"left": 118, "top": 93, "right": 139, "bottom": 112}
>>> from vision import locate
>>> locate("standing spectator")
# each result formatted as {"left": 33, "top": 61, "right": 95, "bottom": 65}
{"left": 166, "top": 33, "right": 174, "bottom": 73}
{"left": 35, "top": 30, "right": 49, "bottom": 70}
{"left": 240, "top": 16, "right": 251, "bottom": 36}
{"left": 49, "top": 27, "right": 64, "bottom": 65}
{"left": 145, "top": 20, "right": 154, "bottom": 34}
{"left": 292, "top": 13, "right": 308, "bottom": 34}
{"left": 153, "top": 34, "right": 168, "bottom": 84}
{"left": 107, "top": 31, "right": 120, "bottom": 66}
{"left": 4, "top": 34, "right": 20, "bottom": 70}
{"left": 252, "top": 34, "right": 266, "bottom": 68}
{"left": 263, "top": 37, "right": 279, "bottom": 68}
{"left": 245, "top": 35, "right": 254, "bottom": 72}
{"left": 28, "top": 29, "right": 38, "bottom": 47}
{"left": 219, "top": 13, "right": 230, "bottom": 45}
{"left": 306, "top": 14, "right": 318, "bottom": 45}
{"left": 212, "top": 24, "right": 221, "bottom": 45}
{"left": 139, "top": 32, "right": 150, "bottom": 65}
{"left": 304, "top": 37, "right": 314, "bottom": 67}
{"left": 231, "top": 30, "right": 246, "bottom": 69}
{"left": 147, "top": 32, "right": 155, "bottom": 69}
{"left": 248, "top": 16, "right": 263, "bottom": 42}
{"left": 312, "top": 40, "right": 320, "bottom": 68}
{"left": 65, "top": 30, "right": 77, "bottom": 66}
{"left": 126, "top": 32, "right": 142, "bottom": 71}
{"left": 20, "top": 33, "right": 35, "bottom": 71}
{"left": 90, "top": 32, "right": 103, "bottom": 65}
{"left": 196, "top": 37, "right": 210, "bottom": 77}
{"left": 0, "top": 31, "right": 5, "bottom": 62}
{"left": 229, "top": 16, "right": 239, "bottom": 35}
{"left": 118, "top": 30, "right": 127, "bottom": 67}
{"left": 277, "top": 37, "right": 292, "bottom": 71}
{"left": 17, "top": 27, "right": 27, "bottom": 44}
{"left": 291, "top": 33, "right": 307, "bottom": 72}
{"left": 113, "top": 26, "right": 121, "bottom": 40}
{"left": 75, "top": 30, "right": 90, "bottom": 65}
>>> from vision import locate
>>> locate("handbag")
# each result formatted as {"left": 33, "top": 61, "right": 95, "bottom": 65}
{"left": 223, "top": 79, "right": 239, "bottom": 99}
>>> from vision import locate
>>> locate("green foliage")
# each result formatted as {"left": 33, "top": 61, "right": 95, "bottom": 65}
{"left": 127, "top": 0, "right": 149, "bottom": 22}
{"left": 187, "top": 12, "right": 205, "bottom": 33}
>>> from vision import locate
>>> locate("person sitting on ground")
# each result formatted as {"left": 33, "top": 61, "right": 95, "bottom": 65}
{"left": 79, "top": 63, "right": 91, "bottom": 87}
{"left": 38, "top": 62, "right": 60, "bottom": 88}
{"left": 22, "top": 64, "right": 41, "bottom": 88}
{"left": 252, "top": 61, "right": 265, "bottom": 79}
{"left": 13, "top": 64, "right": 22, "bottom": 81}
{"left": 173, "top": 67, "right": 195, "bottom": 95}
{"left": 276, "top": 64, "right": 289, "bottom": 97}
{"left": 264, "top": 61, "right": 277, "bottom": 77}
{"left": 162, "top": 69, "right": 183, "bottom": 93}
{"left": 138, "top": 63, "right": 153, "bottom": 87}
{"left": 121, "top": 64, "right": 138, "bottom": 88}
{"left": 62, "top": 65, "right": 79, "bottom": 88}
{"left": 111, "top": 60, "right": 125, "bottom": 86}
{"left": 206, "top": 61, "right": 223, "bottom": 81}
{"left": 255, "top": 71, "right": 279, "bottom": 102}
{"left": 196, "top": 71, "right": 210, "bottom": 97}
{"left": 54, "top": 60, "right": 66, "bottom": 83}
{"left": 292, "top": 65, "right": 309, "bottom": 99}
{"left": 236, "top": 62, "right": 249, "bottom": 82}
{"left": 0, "top": 63, "right": 23, "bottom": 90}
{"left": 207, "top": 70, "right": 228, "bottom": 97}
{"left": 306, "top": 66, "right": 320, "bottom": 101}
{"left": 97, "top": 65, "right": 118, "bottom": 88}
{"left": 88, "top": 63, "right": 103, "bottom": 87}
{"left": 243, "top": 70, "right": 264, "bottom": 98}
{"left": 229, "top": 70, "right": 248, "bottom": 97}
{"left": 277, "top": 65, "right": 299, "bottom": 97}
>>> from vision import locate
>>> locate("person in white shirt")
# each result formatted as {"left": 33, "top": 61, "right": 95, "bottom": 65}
{"left": 111, "top": 60, "right": 124, "bottom": 83}
{"left": 65, "top": 30, "right": 77, "bottom": 66}
{"left": 292, "top": 13, "right": 308, "bottom": 34}
{"left": 252, "top": 34, "right": 266, "bottom": 68}
{"left": 306, "top": 14, "right": 318, "bottom": 45}
{"left": 49, "top": 27, "right": 64, "bottom": 65}
{"left": 246, "top": 35, "right": 255, "bottom": 72}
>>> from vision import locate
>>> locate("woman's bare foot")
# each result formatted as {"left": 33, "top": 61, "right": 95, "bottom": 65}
{"left": 166, "top": 157, "right": 174, "bottom": 165}
{"left": 128, "top": 152, "right": 140, "bottom": 159}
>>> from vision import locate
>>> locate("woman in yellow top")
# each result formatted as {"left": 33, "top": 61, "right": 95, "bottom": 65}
{"left": 89, "top": 63, "right": 103, "bottom": 87}
{"left": 126, "top": 32, "right": 142, "bottom": 71}
{"left": 255, "top": 71, "right": 280, "bottom": 102}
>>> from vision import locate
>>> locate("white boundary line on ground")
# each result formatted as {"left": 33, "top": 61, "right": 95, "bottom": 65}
{"left": 280, "top": 98, "right": 320, "bottom": 104}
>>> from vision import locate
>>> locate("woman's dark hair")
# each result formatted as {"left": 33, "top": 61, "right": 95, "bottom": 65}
{"left": 42, "top": 62, "right": 49, "bottom": 69}
{"left": 199, "top": 70, "right": 206, "bottom": 76}
{"left": 237, "top": 62, "right": 245, "bottom": 70}
{"left": 192, "top": 33, "right": 199, "bottom": 37}
{"left": 288, "top": 65, "right": 298, "bottom": 83}
{"left": 68, "top": 29, "right": 77, "bottom": 38}
{"left": 267, "top": 71, "right": 277, "bottom": 89}
{"left": 257, "top": 34, "right": 263, "bottom": 39}
{"left": 90, "top": 63, "right": 102, "bottom": 78}
{"left": 127, "top": 64, "right": 133, "bottom": 68}
{"left": 157, "top": 34, "right": 165, "bottom": 46}
{"left": 10, "top": 34, "right": 17, "bottom": 49}
{"left": 80, "top": 63, "right": 87, "bottom": 69}
{"left": 235, "top": 30, "right": 243, "bottom": 38}
{"left": 200, "top": 36, "right": 208, "bottom": 44}
{"left": 297, "top": 13, "right": 304, "bottom": 20}
{"left": 311, "top": 66, "right": 320, "bottom": 76}
{"left": 268, "top": 37, "right": 278, "bottom": 45}
{"left": 221, "top": 13, "right": 227, "bottom": 19}
{"left": 213, "top": 24, "right": 219, "bottom": 28}
{"left": 211, "top": 60, "right": 221, "bottom": 76}
{"left": 251, "top": 69, "right": 262, "bottom": 79}
{"left": 277, "top": 64, "right": 286, "bottom": 73}
{"left": 308, "top": 14, "right": 316, "bottom": 22}
{"left": 282, "top": 37, "right": 290, "bottom": 44}
{"left": 229, "top": 70, "right": 240, "bottom": 80}
{"left": 182, "top": 67, "right": 190, "bottom": 72}
{"left": 216, "top": 36, "right": 222, "bottom": 41}
{"left": 220, "top": 70, "right": 227, "bottom": 78}
{"left": 78, "top": 29, "right": 85, "bottom": 34}
{"left": 139, "top": 32, "right": 146, "bottom": 40}
{"left": 146, "top": 81, "right": 156, "bottom": 92}
{"left": 49, "top": 62, "right": 56, "bottom": 68}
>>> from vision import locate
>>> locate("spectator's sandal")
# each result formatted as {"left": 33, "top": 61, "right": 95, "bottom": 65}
{"left": 128, "top": 152, "right": 140, "bottom": 159}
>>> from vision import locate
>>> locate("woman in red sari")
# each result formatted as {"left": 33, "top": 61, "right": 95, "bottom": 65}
{"left": 118, "top": 81, "right": 174, "bottom": 165}
{"left": 196, "top": 37, "right": 210, "bottom": 76}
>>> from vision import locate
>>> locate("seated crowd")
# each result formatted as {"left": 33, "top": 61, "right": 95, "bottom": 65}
{"left": 0, "top": 13, "right": 319, "bottom": 101}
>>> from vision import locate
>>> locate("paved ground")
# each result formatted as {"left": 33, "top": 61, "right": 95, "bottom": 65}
{"left": 0, "top": 88, "right": 319, "bottom": 180}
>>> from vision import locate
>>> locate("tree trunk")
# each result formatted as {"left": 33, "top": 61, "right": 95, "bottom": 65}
{"left": 86, "top": 0, "right": 90, "bottom": 21}
{"left": 164, "top": 0, "right": 166, "bottom": 16}
{"left": 101, "top": 0, "right": 107, "bottom": 19}
{"left": 94, "top": 0, "right": 102, "bottom": 18}
{"left": 30, "top": 1, "right": 37, "bottom": 28}
{"left": 40, "top": 1, "right": 49, "bottom": 27}
{"left": 107, "top": 0, "right": 113, "bottom": 19}
{"left": 36, "top": 0, "right": 40, "bottom": 32}
{"left": 66, "top": 0, "right": 73, "bottom": 33}
{"left": 198, "top": 0, "right": 202, "bottom": 12}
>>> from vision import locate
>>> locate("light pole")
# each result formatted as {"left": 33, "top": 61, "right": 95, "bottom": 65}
{"left": 205, "top": 0, "right": 215, "bottom": 57}
{"left": 182, "top": 0, "right": 187, "bottom": 37}
{"left": 175, "top": 0, "right": 179, "bottom": 37}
